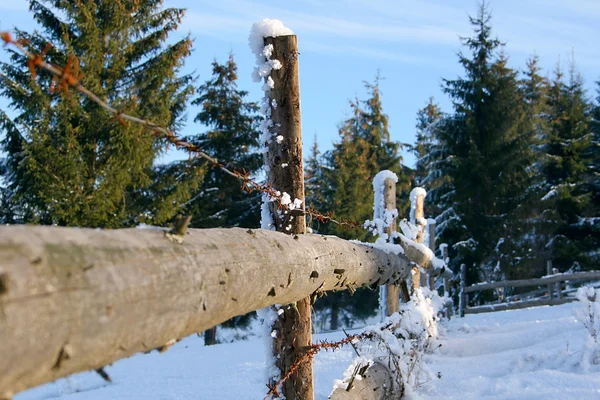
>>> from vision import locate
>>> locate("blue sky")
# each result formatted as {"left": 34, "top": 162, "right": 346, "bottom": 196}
{"left": 1, "top": 0, "right": 599, "bottom": 167}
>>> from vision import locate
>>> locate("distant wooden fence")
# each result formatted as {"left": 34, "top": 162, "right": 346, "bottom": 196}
{"left": 460, "top": 269, "right": 600, "bottom": 315}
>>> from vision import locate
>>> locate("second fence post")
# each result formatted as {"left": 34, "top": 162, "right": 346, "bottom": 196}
{"left": 411, "top": 189, "right": 426, "bottom": 293}
{"left": 384, "top": 178, "right": 400, "bottom": 315}
{"left": 264, "top": 34, "right": 313, "bottom": 400}
{"left": 428, "top": 219, "right": 436, "bottom": 291}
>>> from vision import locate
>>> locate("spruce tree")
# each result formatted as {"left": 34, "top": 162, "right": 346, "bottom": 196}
{"left": 312, "top": 77, "right": 410, "bottom": 328}
{"left": 414, "top": 97, "right": 442, "bottom": 179}
{"left": 0, "top": 0, "right": 194, "bottom": 227}
{"left": 515, "top": 55, "right": 553, "bottom": 276}
{"left": 327, "top": 78, "right": 410, "bottom": 240}
{"left": 437, "top": 3, "right": 536, "bottom": 281}
{"left": 177, "top": 55, "right": 261, "bottom": 345}
{"left": 591, "top": 81, "right": 600, "bottom": 214}
{"left": 412, "top": 97, "right": 452, "bottom": 218}
{"left": 304, "top": 135, "right": 331, "bottom": 233}
{"left": 541, "top": 64, "right": 598, "bottom": 271}
{"left": 183, "top": 55, "right": 262, "bottom": 229}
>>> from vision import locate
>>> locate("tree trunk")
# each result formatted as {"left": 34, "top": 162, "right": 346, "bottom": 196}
{"left": 0, "top": 225, "right": 411, "bottom": 397}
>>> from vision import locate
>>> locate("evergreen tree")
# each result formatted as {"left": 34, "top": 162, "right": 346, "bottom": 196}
{"left": 436, "top": 3, "right": 536, "bottom": 282}
{"left": 182, "top": 55, "right": 262, "bottom": 229}
{"left": 541, "top": 63, "right": 598, "bottom": 271}
{"left": 412, "top": 97, "right": 452, "bottom": 218}
{"left": 327, "top": 77, "right": 410, "bottom": 240}
{"left": 0, "top": 0, "right": 194, "bottom": 227}
{"left": 590, "top": 81, "right": 600, "bottom": 214}
{"left": 414, "top": 97, "right": 442, "bottom": 176}
{"left": 304, "top": 135, "right": 331, "bottom": 233}
{"left": 312, "top": 77, "right": 410, "bottom": 329}
{"left": 514, "top": 55, "right": 553, "bottom": 277}
{"left": 174, "top": 55, "right": 261, "bottom": 345}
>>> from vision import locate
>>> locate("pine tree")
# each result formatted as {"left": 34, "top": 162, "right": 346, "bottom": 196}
{"left": 0, "top": 0, "right": 194, "bottom": 227}
{"left": 541, "top": 63, "right": 598, "bottom": 271}
{"left": 182, "top": 55, "right": 262, "bottom": 229}
{"left": 412, "top": 97, "right": 450, "bottom": 218}
{"left": 514, "top": 55, "right": 553, "bottom": 277}
{"left": 304, "top": 135, "right": 331, "bottom": 233}
{"left": 414, "top": 97, "right": 442, "bottom": 174}
{"left": 590, "top": 81, "right": 600, "bottom": 214}
{"left": 175, "top": 55, "right": 261, "bottom": 345}
{"left": 436, "top": 3, "right": 536, "bottom": 282}
{"left": 327, "top": 77, "right": 410, "bottom": 240}
{"left": 313, "top": 77, "right": 410, "bottom": 329}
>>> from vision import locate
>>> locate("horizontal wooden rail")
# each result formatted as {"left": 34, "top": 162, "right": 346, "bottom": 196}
{"left": 464, "top": 297, "right": 576, "bottom": 314}
{"left": 0, "top": 225, "right": 411, "bottom": 397}
{"left": 464, "top": 271, "right": 600, "bottom": 293}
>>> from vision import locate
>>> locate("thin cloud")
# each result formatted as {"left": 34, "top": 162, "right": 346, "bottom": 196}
{"left": 191, "top": 0, "right": 465, "bottom": 46}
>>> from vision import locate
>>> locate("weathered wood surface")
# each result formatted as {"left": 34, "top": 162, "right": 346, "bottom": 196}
{"left": 0, "top": 225, "right": 411, "bottom": 397}
{"left": 464, "top": 271, "right": 600, "bottom": 293}
{"left": 464, "top": 297, "right": 576, "bottom": 314}
{"left": 329, "top": 362, "right": 395, "bottom": 400}
{"left": 264, "top": 34, "right": 313, "bottom": 400}
{"left": 384, "top": 177, "right": 400, "bottom": 316}
{"left": 411, "top": 192, "right": 425, "bottom": 293}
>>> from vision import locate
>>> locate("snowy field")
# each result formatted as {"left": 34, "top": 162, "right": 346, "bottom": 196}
{"left": 17, "top": 302, "right": 600, "bottom": 400}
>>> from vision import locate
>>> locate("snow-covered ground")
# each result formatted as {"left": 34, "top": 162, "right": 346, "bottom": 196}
{"left": 17, "top": 302, "right": 600, "bottom": 400}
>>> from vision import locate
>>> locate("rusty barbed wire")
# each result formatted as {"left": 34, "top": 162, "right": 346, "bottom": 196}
{"left": 264, "top": 332, "right": 373, "bottom": 399}
{"left": 1, "top": 31, "right": 364, "bottom": 230}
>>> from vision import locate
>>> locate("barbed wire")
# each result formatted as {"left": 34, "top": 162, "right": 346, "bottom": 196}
{"left": 264, "top": 331, "right": 373, "bottom": 399}
{"left": 0, "top": 31, "right": 363, "bottom": 230}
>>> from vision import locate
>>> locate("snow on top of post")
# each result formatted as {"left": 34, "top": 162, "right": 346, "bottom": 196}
{"left": 249, "top": 19, "right": 302, "bottom": 231}
{"left": 364, "top": 170, "right": 399, "bottom": 244}
{"left": 409, "top": 187, "right": 427, "bottom": 224}
{"left": 248, "top": 19, "right": 294, "bottom": 60}
{"left": 409, "top": 187, "right": 427, "bottom": 205}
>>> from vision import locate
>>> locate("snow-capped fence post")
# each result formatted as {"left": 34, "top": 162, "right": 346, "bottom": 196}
{"left": 459, "top": 264, "right": 467, "bottom": 317}
{"left": 441, "top": 244, "right": 453, "bottom": 319}
{"left": 383, "top": 177, "right": 400, "bottom": 316}
{"left": 410, "top": 189, "right": 426, "bottom": 293}
{"left": 553, "top": 266, "right": 562, "bottom": 300}
{"left": 262, "top": 33, "right": 314, "bottom": 400}
{"left": 427, "top": 220, "right": 436, "bottom": 291}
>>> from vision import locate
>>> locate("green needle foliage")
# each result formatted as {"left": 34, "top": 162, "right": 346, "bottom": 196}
{"left": 0, "top": 0, "right": 194, "bottom": 227}
{"left": 183, "top": 55, "right": 262, "bottom": 229}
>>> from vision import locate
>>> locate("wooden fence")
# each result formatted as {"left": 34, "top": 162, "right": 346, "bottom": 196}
{"left": 460, "top": 269, "right": 600, "bottom": 315}
{"left": 0, "top": 33, "right": 452, "bottom": 400}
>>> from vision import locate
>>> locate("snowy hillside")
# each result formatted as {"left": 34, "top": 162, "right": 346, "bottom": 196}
{"left": 16, "top": 301, "right": 600, "bottom": 400}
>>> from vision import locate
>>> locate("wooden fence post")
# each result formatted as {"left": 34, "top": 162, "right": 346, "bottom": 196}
{"left": 459, "top": 264, "right": 466, "bottom": 317}
{"left": 547, "top": 260, "right": 553, "bottom": 299}
{"left": 442, "top": 244, "right": 452, "bottom": 319}
{"left": 428, "top": 220, "right": 436, "bottom": 291}
{"left": 384, "top": 178, "right": 400, "bottom": 316}
{"left": 411, "top": 191, "right": 425, "bottom": 293}
{"left": 264, "top": 34, "right": 313, "bottom": 400}
{"left": 552, "top": 266, "right": 562, "bottom": 299}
